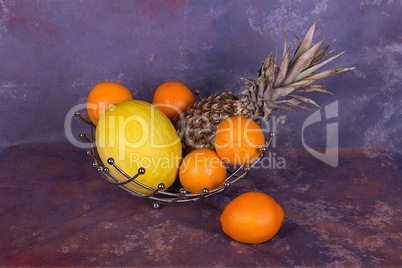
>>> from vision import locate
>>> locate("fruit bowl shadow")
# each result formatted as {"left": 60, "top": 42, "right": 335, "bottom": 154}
{"left": 75, "top": 111, "right": 274, "bottom": 209}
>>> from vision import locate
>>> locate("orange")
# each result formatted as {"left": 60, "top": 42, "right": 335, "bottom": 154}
{"left": 220, "top": 192, "right": 284, "bottom": 244}
{"left": 152, "top": 81, "right": 195, "bottom": 121}
{"left": 215, "top": 116, "right": 265, "bottom": 166}
{"left": 87, "top": 82, "right": 133, "bottom": 125}
{"left": 179, "top": 148, "right": 227, "bottom": 193}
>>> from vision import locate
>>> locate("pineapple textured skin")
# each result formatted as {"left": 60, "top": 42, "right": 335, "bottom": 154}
{"left": 174, "top": 92, "right": 238, "bottom": 155}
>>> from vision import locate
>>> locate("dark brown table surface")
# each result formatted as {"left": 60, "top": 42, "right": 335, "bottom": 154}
{"left": 0, "top": 145, "right": 401, "bottom": 267}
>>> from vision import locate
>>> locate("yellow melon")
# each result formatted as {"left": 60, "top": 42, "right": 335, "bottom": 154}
{"left": 96, "top": 100, "right": 182, "bottom": 194}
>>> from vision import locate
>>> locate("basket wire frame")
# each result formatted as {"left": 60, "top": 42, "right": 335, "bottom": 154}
{"left": 75, "top": 108, "right": 273, "bottom": 209}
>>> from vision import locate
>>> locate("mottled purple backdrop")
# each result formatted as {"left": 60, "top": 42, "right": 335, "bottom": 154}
{"left": 0, "top": 1, "right": 401, "bottom": 159}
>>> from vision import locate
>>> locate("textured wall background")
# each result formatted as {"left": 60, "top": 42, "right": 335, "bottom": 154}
{"left": 0, "top": 0, "right": 401, "bottom": 158}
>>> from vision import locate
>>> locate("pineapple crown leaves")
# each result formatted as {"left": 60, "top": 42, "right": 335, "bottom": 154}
{"left": 239, "top": 18, "right": 355, "bottom": 121}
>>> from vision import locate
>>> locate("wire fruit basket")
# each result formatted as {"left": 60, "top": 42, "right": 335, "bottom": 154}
{"left": 75, "top": 109, "right": 274, "bottom": 209}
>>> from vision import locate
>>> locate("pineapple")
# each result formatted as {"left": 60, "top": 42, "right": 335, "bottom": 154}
{"left": 174, "top": 19, "right": 355, "bottom": 155}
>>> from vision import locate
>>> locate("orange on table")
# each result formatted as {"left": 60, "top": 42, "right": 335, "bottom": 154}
{"left": 215, "top": 116, "right": 265, "bottom": 166}
{"left": 179, "top": 148, "right": 227, "bottom": 193}
{"left": 152, "top": 81, "right": 195, "bottom": 121}
{"left": 220, "top": 192, "right": 284, "bottom": 244}
{"left": 87, "top": 82, "right": 133, "bottom": 125}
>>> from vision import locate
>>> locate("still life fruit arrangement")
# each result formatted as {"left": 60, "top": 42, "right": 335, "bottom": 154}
{"left": 76, "top": 19, "right": 353, "bottom": 244}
